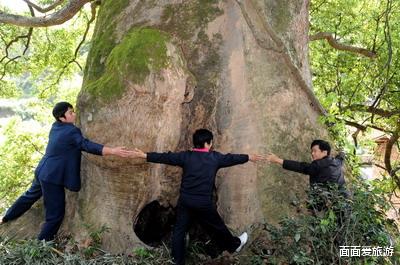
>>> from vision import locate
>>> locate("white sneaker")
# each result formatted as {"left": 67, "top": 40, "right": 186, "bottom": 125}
{"left": 235, "top": 232, "right": 248, "bottom": 252}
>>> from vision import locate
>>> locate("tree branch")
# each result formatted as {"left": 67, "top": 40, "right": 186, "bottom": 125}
{"left": 373, "top": 162, "right": 387, "bottom": 171}
{"left": 370, "top": 0, "right": 393, "bottom": 121}
{"left": 0, "top": 0, "right": 92, "bottom": 27}
{"left": 343, "top": 119, "right": 391, "bottom": 133}
{"left": 39, "top": 2, "right": 98, "bottom": 97}
{"left": 309, "top": 32, "right": 377, "bottom": 58}
{"left": 0, "top": 55, "right": 20, "bottom": 80}
{"left": 344, "top": 120, "right": 367, "bottom": 131}
{"left": 342, "top": 104, "right": 400, "bottom": 117}
{"left": 0, "top": 5, "right": 34, "bottom": 81}
{"left": 22, "top": 0, "right": 65, "bottom": 13}
{"left": 21, "top": 135, "right": 44, "bottom": 156}
{"left": 382, "top": 119, "right": 400, "bottom": 188}
{"left": 385, "top": 124, "right": 399, "bottom": 174}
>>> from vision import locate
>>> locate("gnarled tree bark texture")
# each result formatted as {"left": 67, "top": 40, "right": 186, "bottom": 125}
{"left": 2, "top": 0, "right": 327, "bottom": 253}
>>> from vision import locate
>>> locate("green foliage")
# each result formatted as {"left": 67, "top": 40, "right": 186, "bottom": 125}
{"left": 0, "top": 117, "right": 46, "bottom": 212}
{"left": 250, "top": 183, "right": 400, "bottom": 264}
{"left": 0, "top": 238, "right": 62, "bottom": 265}
{"left": 0, "top": 83, "right": 79, "bottom": 212}
{"left": 0, "top": 1, "right": 399, "bottom": 265}
{"left": 80, "top": 223, "right": 110, "bottom": 257}
{"left": 0, "top": 80, "right": 21, "bottom": 98}
{"left": 0, "top": 236, "right": 173, "bottom": 265}
{"left": 0, "top": 221, "right": 172, "bottom": 265}
{"left": 310, "top": 0, "right": 400, "bottom": 182}
{"left": 132, "top": 246, "right": 172, "bottom": 264}
{"left": 0, "top": 5, "right": 93, "bottom": 98}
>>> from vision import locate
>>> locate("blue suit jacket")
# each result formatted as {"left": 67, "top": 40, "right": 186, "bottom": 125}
{"left": 35, "top": 122, "right": 104, "bottom": 191}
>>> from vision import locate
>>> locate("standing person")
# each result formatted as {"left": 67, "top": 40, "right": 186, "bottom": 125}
{"left": 0, "top": 102, "right": 132, "bottom": 241}
{"left": 265, "top": 139, "right": 348, "bottom": 210}
{"left": 129, "top": 129, "right": 264, "bottom": 265}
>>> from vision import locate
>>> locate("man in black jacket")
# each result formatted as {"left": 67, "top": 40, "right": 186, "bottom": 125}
{"left": 265, "top": 140, "right": 348, "bottom": 210}
{"left": 130, "top": 129, "right": 264, "bottom": 265}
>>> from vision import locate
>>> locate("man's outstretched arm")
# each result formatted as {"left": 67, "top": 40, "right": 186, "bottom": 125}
{"left": 71, "top": 127, "right": 132, "bottom": 157}
{"left": 130, "top": 148, "right": 184, "bottom": 166}
{"left": 217, "top": 153, "right": 264, "bottom": 168}
{"left": 266, "top": 153, "right": 317, "bottom": 175}
{"left": 102, "top": 146, "right": 133, "bottom": 157}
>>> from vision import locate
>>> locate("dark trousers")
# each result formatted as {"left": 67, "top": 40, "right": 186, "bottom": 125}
{"left": 172, "top": 200, "right": 240, "bottom": 265}
{"left": 3, "top": 177, "right": 65, "bottom": 241}
{"left": 3, "top": 177, "right": 42, "bottom": 222}
{"left": 38, "top": 181, "right": 65, "bottom": 241}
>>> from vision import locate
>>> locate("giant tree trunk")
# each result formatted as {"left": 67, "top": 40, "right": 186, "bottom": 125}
{"left": 2, "top": 0, "right": 327, "bottom": 253}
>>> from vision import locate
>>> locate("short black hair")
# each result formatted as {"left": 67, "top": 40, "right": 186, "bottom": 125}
{"left": 52, "top": 101, "right": 73, "bottom": 122}
{"left": 311, "top": 140, "right": 331, "bottom": 155}
{"left": 193, "top": 129, "right": 213, "bottom": 148}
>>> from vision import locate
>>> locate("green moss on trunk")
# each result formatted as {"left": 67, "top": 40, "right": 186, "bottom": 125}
{"left": 83, "top": 28, "right": 170, "bottom": 102}
{"left": 83, "top": 0, "right": 131, "bottom": 85}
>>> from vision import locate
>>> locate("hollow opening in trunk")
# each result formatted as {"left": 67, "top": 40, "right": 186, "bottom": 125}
{"left": 134, "top": 198, "right": 224, "bottom": 258}
{"left": 134, "top": 200, "right": 175, "bottom": 247}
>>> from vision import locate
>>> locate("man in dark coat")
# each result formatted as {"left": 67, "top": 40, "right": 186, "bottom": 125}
{"left": 265, "top": 140, "right": 348, "bottom": 210}
{"left": 1, "top": 102, "right": 132, "bottom": 241}
{"left": 129, "top": 129, "right": 264, "bottom": 265}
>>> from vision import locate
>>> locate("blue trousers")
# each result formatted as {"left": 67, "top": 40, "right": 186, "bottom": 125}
{"left": 38, "top": 181, "right": 65, "bottom": 241}
{"left": 3, "top": 177, "right": 65, "bottom": 241}
{"left": 3, "top": 177, "right": 42, "bottom": 222}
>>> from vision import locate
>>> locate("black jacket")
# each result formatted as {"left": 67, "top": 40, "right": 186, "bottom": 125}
{"left": 282, "top": 154, "right": 345, "bottom": 187}
{"left": 147, "top": 151, "right": 249, "bottom": 203}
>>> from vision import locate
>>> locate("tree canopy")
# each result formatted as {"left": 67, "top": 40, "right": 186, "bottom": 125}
{"left": 310, "top": 0, "right": 400, "bottom": 187}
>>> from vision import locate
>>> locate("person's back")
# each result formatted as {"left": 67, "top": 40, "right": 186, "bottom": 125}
{"left": 180, "top": 151, "right": 220, "bottom": 201}
{"left": 150, "top": 150, "right": 248, "bottom": 204}
{"left": 44, "top": 122, "right": 76, "bottom": 155}
{"left": 131, "top": 129, "right": 263, "bottom": 265}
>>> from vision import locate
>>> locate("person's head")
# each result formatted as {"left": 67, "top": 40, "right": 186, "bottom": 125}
{"left": 52, "top": 102, "right": 75, "bottom": 123}
{"left": 310, "top": 140, "right": 331, "bottom": 160}
{"left": 193, "top": 129, "right": 213, "bottom": 149}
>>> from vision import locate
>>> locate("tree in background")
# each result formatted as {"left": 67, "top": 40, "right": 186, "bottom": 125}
{"left": 310, "top": 0, "right": 400, "bottom": 188}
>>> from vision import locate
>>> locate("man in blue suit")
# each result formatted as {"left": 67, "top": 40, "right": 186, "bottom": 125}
{"left": 0, "top": 102, "right": 132, "bottom": 241}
